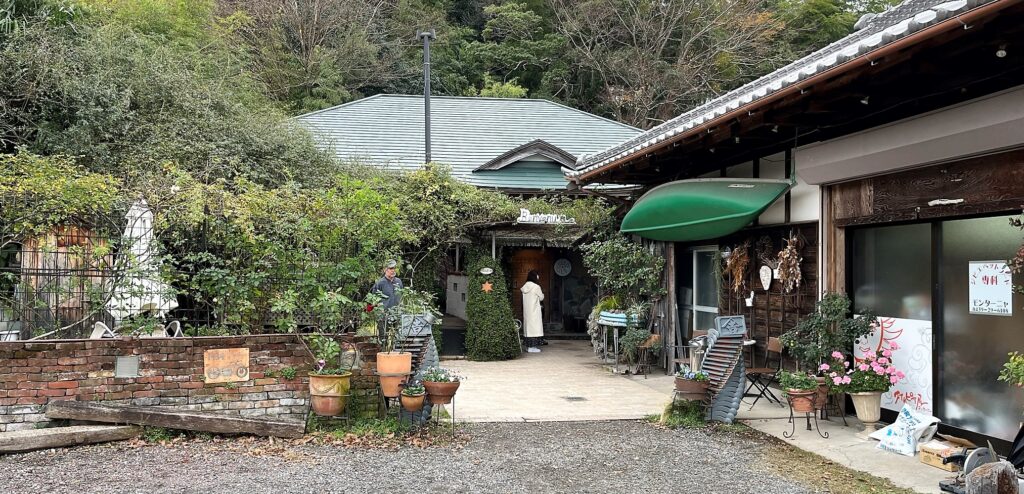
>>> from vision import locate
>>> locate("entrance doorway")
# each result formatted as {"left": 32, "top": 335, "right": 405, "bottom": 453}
{"left": 509, "top": 248, "right": 594, "bottom": 336}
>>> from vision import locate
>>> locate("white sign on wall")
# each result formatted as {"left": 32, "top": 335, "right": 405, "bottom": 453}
{"left": 968, "top": 261, "right": 1013, "bottom": 316}
{"left": 855, "top": 317, "right": 933, "bottom": 415}
{"left": 516, "top": 208, "right": 577, "bottom": 225}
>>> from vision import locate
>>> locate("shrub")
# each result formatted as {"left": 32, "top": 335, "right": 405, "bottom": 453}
{"left": 464, "top": 251, "right": 520, "bottom": 361}
{"left": 779, "top": 370, "right": 818, "bottom": 391}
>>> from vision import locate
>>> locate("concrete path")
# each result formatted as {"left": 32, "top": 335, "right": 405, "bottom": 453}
{"left": 737, "top": 392, "right": 952, "bottom": 493}
{"left": 441, "top": 340, "right": 675, "bottom": 422}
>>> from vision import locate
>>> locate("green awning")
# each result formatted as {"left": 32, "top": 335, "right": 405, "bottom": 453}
{"left": 620, "top": 178, "right": 793, "bottom": 242}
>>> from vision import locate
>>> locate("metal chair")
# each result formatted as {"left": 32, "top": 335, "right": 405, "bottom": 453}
{"left": 743, "top": 336, "right": 784, "bottom": 409}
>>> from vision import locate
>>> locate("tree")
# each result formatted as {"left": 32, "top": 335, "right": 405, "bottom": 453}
{"left": 549, "top": 0, "right": 784, "bottom": 128}
{"left": 773, "top": 0, "right": 900, "bottom": 57}
{"left": 465, "top": 250, "right": 520, "bottom": 361}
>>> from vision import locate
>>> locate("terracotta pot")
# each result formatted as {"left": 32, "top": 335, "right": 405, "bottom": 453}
{"left": 308, "top": 372, "right": 352, "bottom": 416}
{"left": 400, "top": 393, "right": 426, "bottom": 412}
{"left": 850, "top": 391, "right": 883, "bottom": 433}
{"left": 787, "top": 389, "right": 816, "bottom": 413}
{"left": 674, "top": 377, "right": 708, "bottom": 402}
{"left": 376, "top": 352, "right": 412, "bottom": 398}
{"left": 424, "top": 380, "right": 460, "bottom": 404}
{"left": 814, "top": 376, "right": 829, "bottom": 410}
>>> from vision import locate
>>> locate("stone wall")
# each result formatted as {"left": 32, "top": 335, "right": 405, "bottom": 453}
{"left": 0, "top": 335, "right": 381, "bottom": 432}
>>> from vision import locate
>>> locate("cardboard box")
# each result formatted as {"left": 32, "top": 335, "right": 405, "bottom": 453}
{"left": 918, "top": 434, "right": 977, "bottom": 472}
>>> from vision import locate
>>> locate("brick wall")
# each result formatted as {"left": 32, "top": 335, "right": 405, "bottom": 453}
{"left": 0, "top": 335, "right": 381, "bottom": 432}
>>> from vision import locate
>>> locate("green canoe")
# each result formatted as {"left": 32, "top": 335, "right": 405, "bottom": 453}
{"left": 620, "top": 178, "right": 793, "bottom": 242}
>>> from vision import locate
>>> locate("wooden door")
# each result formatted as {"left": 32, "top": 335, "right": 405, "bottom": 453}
{"left": 509, "top": 249, "right": 553, "bottom": 322}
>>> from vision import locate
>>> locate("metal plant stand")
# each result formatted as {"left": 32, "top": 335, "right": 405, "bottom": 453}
{"left": 785, "top": 393, "right": 829, "bottom": 439}
{"left": 431, "top": 398, "right": 457, "bottom": 441}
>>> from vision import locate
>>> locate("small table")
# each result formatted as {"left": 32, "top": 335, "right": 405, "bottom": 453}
{"left": 600, "top": 323, "right": 626, "bottom": 374}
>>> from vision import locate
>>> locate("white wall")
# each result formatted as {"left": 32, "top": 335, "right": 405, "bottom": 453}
{"left": 699, "top": 152, "right": 820, "bottom": 224}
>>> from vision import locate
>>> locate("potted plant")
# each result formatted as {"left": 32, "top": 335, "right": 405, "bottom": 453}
{"left": 822, "top": 347, "right": 905, "bottom": 433}
{"left": 674, "top": 365, "right": 709, "bottom": 402}
{"left": 372, "top": 290, "right": 412, "bottom": 399}
{"left": 400, "top": 382, "right": 427, "bottom": 412}
{"left": 306, "top": 334, "right": 356, "bottom": 416}
{"left": 780, "top": 293, "right": 875, "bottom": 407}
{"left": 779, "top": 371, "right": 819, "bottom": 414}
{"left": 421, "top": 366, "right": 462, "bottom": 405}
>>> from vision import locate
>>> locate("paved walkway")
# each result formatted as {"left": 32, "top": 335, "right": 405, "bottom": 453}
{"left": 441, "top": 340, "right": 675, "bottom": 422}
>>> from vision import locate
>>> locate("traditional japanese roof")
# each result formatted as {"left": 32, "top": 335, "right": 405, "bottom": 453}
{"left": 296, "top": 94, "right": 639, "bottom": 190}
{"left": 567, "top": 0, "right": 1000, "bottom": 182}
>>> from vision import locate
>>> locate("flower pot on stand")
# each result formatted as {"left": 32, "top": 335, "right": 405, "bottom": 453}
{"left": 376, "top": 352, "right": 412, "bottom": 398}
{"left": 850, "top": 391, "right": 883, "bottom": 435}
{"left": 787, "top": 389, "right": 817, "bottom": 414}
{"left": 674, "top": 377, "right": 708, "bottom": 402}
{"left": 424, "top": 381, "right": 460, "bottom": 404}
{"left": 309, "top": 372, "right": 352, "bottom": 416}
{"left": 814, "top": 376, "right": 829, "bottom": 411}
{"left": 400, "top": 392, "right": 426, "bottom": 412}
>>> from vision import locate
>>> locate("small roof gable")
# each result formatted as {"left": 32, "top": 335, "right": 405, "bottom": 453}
{"left": 475, "top": 140, "right": 577, "bottom": 172}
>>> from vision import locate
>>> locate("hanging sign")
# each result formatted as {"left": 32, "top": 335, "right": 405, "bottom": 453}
{"left": 968, "top": 261, "right": 1013, "bottom": 316}
{"left": 204, "top": 348, "right": 250, "bottom": 384}
{"left": 759, "top": 266, "right": 772, "bottom": 290}
{"left": 516, "top": 208, "right": 577, "bottom": 225}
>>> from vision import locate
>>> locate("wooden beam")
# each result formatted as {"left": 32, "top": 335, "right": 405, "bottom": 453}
{"left": 0, "top": 425, "right": 141, "bottom": 454}
{"left": 45, "top": 402, "right": 305, "bottom": 439}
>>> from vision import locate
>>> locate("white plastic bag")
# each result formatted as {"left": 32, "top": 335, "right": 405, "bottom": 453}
{"left": 870, "top": 404, "right": 940, "bottom": 457}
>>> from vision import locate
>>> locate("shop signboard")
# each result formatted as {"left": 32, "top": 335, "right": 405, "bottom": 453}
{"left": 855, "top": 317, "right": 933, "bottom": 414}
{"left": 968, "top": 261, "right": 1013, "bottom": 316}
{"left": 204, "top": 348, "right": 250, "bottom": 384}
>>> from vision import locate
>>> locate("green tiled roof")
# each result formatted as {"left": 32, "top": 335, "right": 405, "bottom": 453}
{"left": 296, "top": 95, "right": 639, "bottom": 190}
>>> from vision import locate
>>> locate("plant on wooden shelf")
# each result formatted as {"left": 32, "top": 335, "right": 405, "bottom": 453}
{"left": 822, "top": 348, "right": 905, "bottom": 433}
{"left": 674, "top": 365, "right": 709, "bottom": 402}
{"left": 779, "top": 370, "right": 818, "bottom": 413}
{"left": 421, "top": 366, "right": 462, "bottom": 405}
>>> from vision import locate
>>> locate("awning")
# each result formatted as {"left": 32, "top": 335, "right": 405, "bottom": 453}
{"left": 620, "top": 178, "right": 793, "bottom": 242}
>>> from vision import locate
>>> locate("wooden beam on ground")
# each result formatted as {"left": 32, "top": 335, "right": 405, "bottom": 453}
{"left": 45, "top": 402, "right": 305, "bottom": 439}
{"left": 0, "top": 425, "right": 141, "bottom": 454}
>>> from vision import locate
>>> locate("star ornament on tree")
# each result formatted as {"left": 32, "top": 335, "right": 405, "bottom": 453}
{"left": 481, "top": 281, "right": 493, "bottom": 293}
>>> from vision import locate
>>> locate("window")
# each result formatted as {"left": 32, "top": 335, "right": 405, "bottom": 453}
{"left": 679, "top": 246, "right": 719, "bottom": 335}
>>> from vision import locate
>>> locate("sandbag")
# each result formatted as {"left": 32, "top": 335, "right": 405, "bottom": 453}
{"left": 870, "top": 404, "right": 940, "bottom": 457}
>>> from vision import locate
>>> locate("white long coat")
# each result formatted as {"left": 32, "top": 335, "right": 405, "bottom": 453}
{"left": 520, "top": 281, "right": 545, "bottom": 338}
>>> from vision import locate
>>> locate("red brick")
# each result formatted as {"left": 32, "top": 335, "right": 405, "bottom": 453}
{"left": 104, "top": 392, "right": 131, "bottom": 400}
{"left": 39, "top": 389, "right": 68, "bottom": 397}
{"left": 214, "top": 387, "right": 240, "bottom": 394}
{"left": 137, "top": 376, "right": 164, "bottom": 384}
{"left": 254, "top": 378, "right": 275, "bottom": 386}
{"left": 132, "top": 390, "right": 159, "bottom": 398}
{"left": 152, "top": 382, "right": 179, "bottom": 390}
{"left": 48, "top": 381, "right": 79, "bottom": 389}
{"left": 57, "top": 357, "right": 87, "bottom": 366}
{"left": 16, "top": 397, "right": 47, "bottom": 405}
{"left": 9, "top": 389, "right": 37, "bottom": 397}
{"left": 16, "top": 381, "right": 46, "bottom": 390}
{"left": 0, "top": 398, "right": 16, "bottom": 405}
{"left": 179, "top": 382, "right": 204, "bottom": 389}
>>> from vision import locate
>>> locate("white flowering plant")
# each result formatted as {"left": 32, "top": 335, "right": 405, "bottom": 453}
{"left": 421, "top": 367, "right": 463, "bottom": 383}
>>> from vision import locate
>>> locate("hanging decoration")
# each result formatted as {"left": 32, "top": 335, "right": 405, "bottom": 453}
{"left": 726, "top": 240, "right": 750, "bottom": 295}
{"left": 777, "top": 232, "right": 803, "bottom": 293}
{"left": 759, "top": 265, "right": 773, "bottom": 291}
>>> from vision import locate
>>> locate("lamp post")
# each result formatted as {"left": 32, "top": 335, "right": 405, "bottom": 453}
{"left": 418, "top": 29, "right": 436, "bottom": 164}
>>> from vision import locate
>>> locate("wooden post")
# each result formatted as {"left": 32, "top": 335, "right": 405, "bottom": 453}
{"left": 45, "top": 401, "right": 305, "bottom": 438}
{"left": 665, "top": 242, "right": 677, "bottom": 374}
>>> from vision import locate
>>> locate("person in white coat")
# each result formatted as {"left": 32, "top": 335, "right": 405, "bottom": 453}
{"left": 521, "top": 270, "right": 545, "bottom": 353}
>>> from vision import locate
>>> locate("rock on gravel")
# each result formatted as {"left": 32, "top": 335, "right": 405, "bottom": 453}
{"left": 0, "top": 421, "right": 818, "bottom": 494}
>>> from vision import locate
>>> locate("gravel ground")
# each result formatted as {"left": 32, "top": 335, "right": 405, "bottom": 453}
{"left": 0, "top": 421, "right": 819, "bottom": 494}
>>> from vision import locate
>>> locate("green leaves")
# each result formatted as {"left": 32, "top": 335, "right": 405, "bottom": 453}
{"left": 780, "top": 292, "right": 876, "bottom": 371}
{"left": 581, "top": 235, "right": 665, "bottom": 305}
{"left": 464, "top": 250, "right": 520, "bottom": 361}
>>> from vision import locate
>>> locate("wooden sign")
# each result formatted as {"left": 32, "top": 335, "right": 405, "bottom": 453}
{"left": 204, "top": 348, "right": 250, "bottom": 383}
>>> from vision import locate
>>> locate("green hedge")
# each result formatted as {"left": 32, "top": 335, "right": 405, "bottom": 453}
{"left": 465, "top": 252, "right": 520, "bottom": 361}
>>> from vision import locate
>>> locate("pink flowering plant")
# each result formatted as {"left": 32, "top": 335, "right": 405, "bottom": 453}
{"left": 821, "top": 344, "right": 906, "bottom": 394}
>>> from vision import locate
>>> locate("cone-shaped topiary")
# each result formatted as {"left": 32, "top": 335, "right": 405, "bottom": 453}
{"left": 465, "top": 250, "right": 520, "bottom": 361}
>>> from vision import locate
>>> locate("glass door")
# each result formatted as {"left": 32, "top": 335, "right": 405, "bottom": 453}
{"left": 690, "top": 246, "right": 720, "bottom": 334}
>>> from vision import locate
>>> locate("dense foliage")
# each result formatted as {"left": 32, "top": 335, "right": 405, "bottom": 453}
{"left": 464, "top": 250, "right": 520, "bottom": 361}
{"left": 780, "top": 292, "right": 876, "bottom": 371}
{"left": 580, "top": 234, "right": 665, "bottom": 305}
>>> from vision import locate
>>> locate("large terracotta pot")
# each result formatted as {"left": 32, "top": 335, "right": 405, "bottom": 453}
{"left": 850, "top": 391, "right": 883, "bottom": 433}
{"left": 308, "top": 372, "right": 352, "bottom": 416}
{"left": 674, "top": 377, "right": 708, "bottom": 402}
{"left": 376, "top": 352, "right": 412, "bottom": 398}
{"left": 424, "top": 381, "right": 460, "bottom": 404}
{"left": 400, "top": 393, "right": 426, "bottom": 412}
{"left": 787, "top": 389, "right": 817, "bottom": 413}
